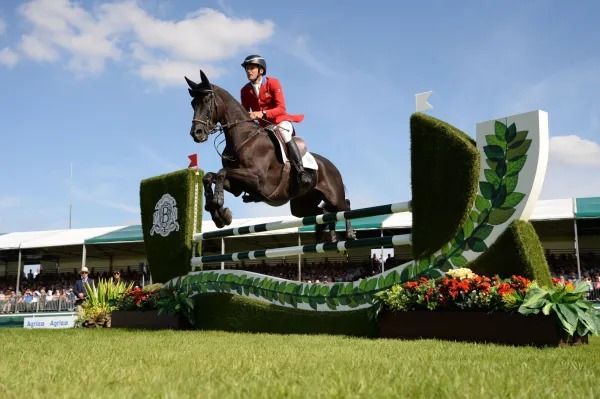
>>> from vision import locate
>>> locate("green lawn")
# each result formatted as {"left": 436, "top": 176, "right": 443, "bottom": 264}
{"left": 0, "top": 329, "right": 598, "bottom": 399}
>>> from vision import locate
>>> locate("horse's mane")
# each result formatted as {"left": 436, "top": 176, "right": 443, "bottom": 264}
{"left": 212, "top": 84, "right": 248, "bottom": 116}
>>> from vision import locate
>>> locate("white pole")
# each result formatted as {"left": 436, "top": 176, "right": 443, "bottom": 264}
{"left": 380, "top": 228, "right": 384, "bottom": 273}
{"left": 297, "top": 233, "right": 302, "bottom": 282}
{"left": 573, "top": 198, "right": 582, "bottom": 280}
{"left": 82, "top": 244, "right": 87, "bottom": 268}
{"left": 69, "top": 162, "right": 73, "bottom": 229}
{"left": 15, "top": 246, "right": 22, "bottom": 298}
{"left": 221, "top": 238, "right": 225, "bottom": 270}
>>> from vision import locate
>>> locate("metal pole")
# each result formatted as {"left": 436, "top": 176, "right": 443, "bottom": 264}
{"left": 15, "top": 247, "right": 22, "bottom": 297}
{"left": 297, "top": 233, "right": 302, "bottom": 281}
{"left": 82, "top": 244, "right": 87, "bottom": 268}
{"left": 221, "top": 238, "right": 225, "bottom": 270}
{"left": 69, "top": 162, "right": 73, "bottom": 229}
{"left": 573, "top": 198, "right": 582, "bottom": 280}
{"left": 380, "top": 228, "right": 384, "bottom": 273}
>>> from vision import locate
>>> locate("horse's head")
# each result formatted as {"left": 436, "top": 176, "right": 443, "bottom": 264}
{"left": 186, "top": 70, "right": 217, "bottom": 143}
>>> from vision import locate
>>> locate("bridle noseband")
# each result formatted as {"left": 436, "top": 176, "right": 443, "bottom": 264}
{"left": 192, "top": 89, "right": 218, "bottom": 136}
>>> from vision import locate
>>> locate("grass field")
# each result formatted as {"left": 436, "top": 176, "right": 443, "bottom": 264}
{"left": 0, "top": 329, "right": 598, "bottom": 399}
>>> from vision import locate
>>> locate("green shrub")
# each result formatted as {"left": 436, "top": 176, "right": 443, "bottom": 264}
{"left": 410, "top": 113, "right": 480, "bottom": 259}
{"left": 469, "top": 220, "right": 552, "bottom": 286}
{"left": 140, "top": 168, "right": 204, "bottom": 282}
{"left": 191, "top": 293, "right": 378, "bottom": 337}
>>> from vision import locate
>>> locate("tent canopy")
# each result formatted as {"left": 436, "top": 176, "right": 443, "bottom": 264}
{"left": 575, "top": 197, "right": 600, "bottom": 219}
{"left": 0, "top": 198, "right": 597, "bottom": 250}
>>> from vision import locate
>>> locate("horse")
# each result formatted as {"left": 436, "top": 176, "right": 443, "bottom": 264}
{"left": 186, "top": 70, "right": 355, "bottom": 242}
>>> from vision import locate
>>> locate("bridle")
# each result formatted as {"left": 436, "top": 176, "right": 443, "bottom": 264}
{"left": 191, "top": 89, "right": 260, "bottom": 160}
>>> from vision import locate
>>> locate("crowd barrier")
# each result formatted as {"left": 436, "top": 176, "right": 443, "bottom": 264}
{"left": 0, "top": 296, "right": 76, "bottom": 314}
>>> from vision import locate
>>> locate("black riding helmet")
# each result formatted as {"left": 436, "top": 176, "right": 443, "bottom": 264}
{"left": 241, "top": 54, "right": 267, "bottom": 74}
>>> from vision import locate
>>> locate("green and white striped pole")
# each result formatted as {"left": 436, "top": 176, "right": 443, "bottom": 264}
{"left": 191, "top": 233, "right": 411, "bottom": 270}
{"left": 194, "top": 201, "right": 411, "bottom": 241}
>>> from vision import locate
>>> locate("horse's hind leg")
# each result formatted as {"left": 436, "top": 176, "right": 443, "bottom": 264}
{"left": 344, "top": 199, "right": 356, "bottom": 240}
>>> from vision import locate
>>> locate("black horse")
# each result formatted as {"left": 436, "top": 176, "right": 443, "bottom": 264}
{"left": 187, "top": 70, "right": 355, "bottom": 241}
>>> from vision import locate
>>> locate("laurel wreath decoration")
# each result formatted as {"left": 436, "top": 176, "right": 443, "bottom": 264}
{"left": 165, "top": 120, "right": 531, "bottom": 311}
{"left": 400, "top": 120, "right": 530, "bottom": 280}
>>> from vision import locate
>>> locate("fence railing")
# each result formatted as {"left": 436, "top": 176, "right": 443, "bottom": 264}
{"left": 0, "top": 296, "right": 76, "bottom": 314}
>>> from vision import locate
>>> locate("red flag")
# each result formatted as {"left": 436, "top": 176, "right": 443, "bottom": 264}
{"left": 188, "top": 153, "right": 198, "bottom": 168}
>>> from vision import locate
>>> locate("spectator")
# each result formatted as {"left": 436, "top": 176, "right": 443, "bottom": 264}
{"left": 73, "top": 266, "right": 94, "bottom": 305}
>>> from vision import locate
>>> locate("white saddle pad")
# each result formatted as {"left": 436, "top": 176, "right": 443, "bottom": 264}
{"left": 277, "top": 141, "right": 319, "bottom": 171}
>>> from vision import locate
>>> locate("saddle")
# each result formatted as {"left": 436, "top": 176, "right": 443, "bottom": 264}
{"left": 265, "top": 126, "right": 308, "bottom": 164}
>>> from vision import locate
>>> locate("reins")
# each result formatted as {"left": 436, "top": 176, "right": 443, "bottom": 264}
{"left": 192, "top": 90, "right": 288, "bottom": 162}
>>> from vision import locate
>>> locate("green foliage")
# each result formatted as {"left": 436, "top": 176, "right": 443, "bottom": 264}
{"left": 519, "top": 282, "right": 600, "bottom": 337}
{"left": 469, "top": 220, "right": 552, "bottom": 286}
{"left": 140, "top": 168, "right": 204, "bottom": 282}
{"left": 157, "top": 277, "right": 196, "bottom": 325}
{"left": 410, "top": 113, "right": 480, "bottom": 258}
{"left": 191, "top": 293, "right": 378, "bottom": 336}
{"left": 163, "top": 271, "right": 402, "bottom": 312}
{"left": 77, "top": 279, "right": 133, "bottom": 327}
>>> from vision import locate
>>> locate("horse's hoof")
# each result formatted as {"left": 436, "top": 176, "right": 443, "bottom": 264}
{"left": 218, "top": 207, "right": 232, "bottom": 226}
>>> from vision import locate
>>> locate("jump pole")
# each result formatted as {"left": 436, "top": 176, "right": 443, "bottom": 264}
{"left": 194, "top": 201, "right": 411, "bottom": 241}
{"left": 191, "top": 233, "right": 412, "bottom": 270}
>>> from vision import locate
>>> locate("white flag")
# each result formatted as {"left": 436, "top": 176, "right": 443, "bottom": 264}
{"left": 415, "top": 91, "right": 433, "bottom": 113}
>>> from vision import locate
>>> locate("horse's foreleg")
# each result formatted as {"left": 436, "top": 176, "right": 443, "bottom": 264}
{"left": 213, "top": 169, "right": 227, "bottom": 208}
{"left": 203, "top": 172, "right": 216, "bottom": 211}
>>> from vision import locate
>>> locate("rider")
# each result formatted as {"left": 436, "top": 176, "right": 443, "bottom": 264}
{"left": 240, "top": 54, "right": 312, "bottom": 188}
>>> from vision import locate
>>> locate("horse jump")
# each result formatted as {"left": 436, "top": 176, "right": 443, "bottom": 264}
{"left": 191, "top": 201, "right": 412, "bottom": 270}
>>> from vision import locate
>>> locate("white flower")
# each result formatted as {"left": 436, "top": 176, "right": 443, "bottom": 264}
{"left": 446, "top": 268, "right": 476, "bottom": 280}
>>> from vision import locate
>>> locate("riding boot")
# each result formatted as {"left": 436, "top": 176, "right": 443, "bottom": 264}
{"left": 286, "top": 140, "right": 312, "bottom": 189}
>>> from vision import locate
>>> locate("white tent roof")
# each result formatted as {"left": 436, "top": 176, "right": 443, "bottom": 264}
{"left": 0, "top": 199, "right": 580, "bottom": 250}
{"left": 0, "top": 226, "right": 125, "bottom": 250}
{"left": 530, "top": 198, "right": 573, "bottom": 221}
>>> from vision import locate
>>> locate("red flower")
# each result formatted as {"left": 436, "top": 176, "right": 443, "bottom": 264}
{"left": 497, "top": 282, "right": 514, "bottom": 296}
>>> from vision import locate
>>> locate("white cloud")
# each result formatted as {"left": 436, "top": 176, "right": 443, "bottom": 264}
{"left": 0, "top": 47, "right": 19, "bottom": 67}
{"left": 550, "top": 135, "right": 600, "bottom": 166}
{"left": 13, "top": 0, "right": 274, "bottom": 83}
{"left": 541, "top": 134, "right": 600, "bottom": 199}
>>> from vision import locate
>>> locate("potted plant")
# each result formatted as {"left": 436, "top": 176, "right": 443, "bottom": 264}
{"left": 76, "top": 279, "right": 133, "bottom": 328}
{"left": 111, "top": 283, "right": 189, "bottom": 329}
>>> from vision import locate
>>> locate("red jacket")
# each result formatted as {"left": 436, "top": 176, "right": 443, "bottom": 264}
{"left": 241, "top": 76, "right": 304, "bottom": 125}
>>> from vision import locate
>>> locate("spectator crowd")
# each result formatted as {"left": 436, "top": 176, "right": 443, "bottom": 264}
{"left": 0, "top": 267, "right": 144, "bottom": 313}
{"left": 2, "top": 251, "right": 599, "bottom": 314}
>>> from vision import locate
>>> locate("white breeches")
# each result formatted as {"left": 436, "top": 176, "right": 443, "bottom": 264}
{"left": 276, "top": 121, "right": 294, "bottom": 143}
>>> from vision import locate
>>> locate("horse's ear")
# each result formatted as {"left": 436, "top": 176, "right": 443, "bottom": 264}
{"left": 185, "top": 76, "right": 198, "bottom": 90}
{"left": 199, "top": 69, "right": 211, "bottom": 89}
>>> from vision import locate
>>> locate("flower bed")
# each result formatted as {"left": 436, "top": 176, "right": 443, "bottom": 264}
{"left": 109, "top": 283, "right": 190, "bottom": 329}
{"left": 375, "top": 268, "right": 599, "bottom": 346}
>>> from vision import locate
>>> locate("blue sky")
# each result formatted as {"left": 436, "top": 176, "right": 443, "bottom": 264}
{"left": 1, "top": 0, "right": 599, "bottom": 232}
